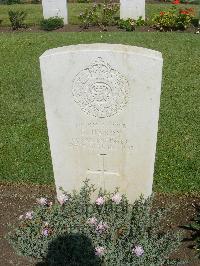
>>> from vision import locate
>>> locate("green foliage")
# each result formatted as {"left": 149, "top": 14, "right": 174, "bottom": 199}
{"left": 77, "top": 0, "right": 90, "bottom": 3}
{"left": 185, "top": 206, "right": 200, "bottom": 258}
{"left": 152, "top": 8, "right": 177, "bottom": 30}
{"left": 2, "top": 0, "right": 21, "bottom": 4}
{"left": 158, "top": 0, "right": 199, "bottom": 3}
{"left": 181, "top": 0, "right": 200, "bottom": 3}
{"left": 179, "top": 0, "right": 199, "bottom": 3}
{"left": 152, "top": 6, "right": 194, "bottom": 31}
{"left": 136, "top": 16, "right": 146, "bottom": 26}
{"left": 118, "top": 17, "right": 145, "bottom": 31}
{"left": 8, "top": 181, "right": 183, "bottom": 265}
{"left": 118, "top": 18, "right": 136, "bottom": 31}
{"left": 79, "top": 1, "right": 119, "bottom": 29}
{"left": 40, "top": 17, "right": 64, "bottom": 31}
{"left": 31, "top": 0, "right": 40, "bottom": 4}
{"left": 8, "top": 9, "right": 27, "bottom": 29}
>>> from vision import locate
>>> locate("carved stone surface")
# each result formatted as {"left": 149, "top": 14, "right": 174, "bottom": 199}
{"left": 40, "top": 43, "right": 163, "bottom": 202}
{"left": 72, "top": 57, "right": 129, "bottom": 118}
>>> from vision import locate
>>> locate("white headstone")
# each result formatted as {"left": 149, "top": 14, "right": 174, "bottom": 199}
{"left": 120, "top": 0, "right": 145, "bottom": 20}
{"left": 40, "top": 44, "right": 163, "bottom": 202}
{"left": 42, "top": 0, "right": 68, "bottom": 24}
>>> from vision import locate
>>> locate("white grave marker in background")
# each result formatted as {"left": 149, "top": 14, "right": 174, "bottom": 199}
{"left": 42, "top": 0, "right": 68, "bottom": 24}
{"left": 40, "top": 44, "right": 163, "bottom": 202}
{"left": 120, "top": 0, "right": 145, "bottom": 20}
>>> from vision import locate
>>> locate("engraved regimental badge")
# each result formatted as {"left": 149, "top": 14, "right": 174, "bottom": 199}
{"left": 72, "top": 57, "right": 129, "bottom": 118}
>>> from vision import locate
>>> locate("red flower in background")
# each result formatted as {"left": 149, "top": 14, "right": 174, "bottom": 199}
{"left": 180, "top": 10, "right": 189, "bottom": 15}
{"left": 172, "top": 0, "right": 180, "bottom": 4}
{"left": 160, "top": 11, "right": 165, "bottom": 16}
{"left": 179, "top": 8, "right": 194, "bottom": 16}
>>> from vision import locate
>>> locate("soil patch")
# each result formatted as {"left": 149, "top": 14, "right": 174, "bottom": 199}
{"left": 0, "top": 25, "right": 198, "bottom": 33}
{"left": 0, "top": 183, "right": 199, "bottom": 266}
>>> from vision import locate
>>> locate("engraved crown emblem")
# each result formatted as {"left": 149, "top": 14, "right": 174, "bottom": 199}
{"left": 72, "top": 57, "right": 129, "bottom": 118}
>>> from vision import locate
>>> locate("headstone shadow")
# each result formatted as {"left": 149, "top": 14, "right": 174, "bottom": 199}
{"left": 36, "top": 233, "right": 101, "bottom": 266}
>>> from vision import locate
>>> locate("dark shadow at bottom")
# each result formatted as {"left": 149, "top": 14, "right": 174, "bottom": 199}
{"left": 36, "top": 233, "right": 101, "bottom": 266}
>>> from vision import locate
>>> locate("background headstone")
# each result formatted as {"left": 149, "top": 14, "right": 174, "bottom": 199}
{"left": 120, "top": 0, "right": 145, "bottom": 20}
{"left": 40, "top": 44, "right": 163, "bottom": 202}
{"left": 42, "top": 0, "right": 68, "bottom": 24}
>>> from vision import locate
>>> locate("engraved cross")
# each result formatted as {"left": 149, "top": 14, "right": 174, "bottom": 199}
{"left": 87, "top": 154, "right": 119, "bottom": 189}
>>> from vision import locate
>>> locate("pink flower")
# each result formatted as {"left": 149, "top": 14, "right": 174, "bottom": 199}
{"left": 95, "top": 246, "right": 105, "bottom": 257}
{"left": 58, "top": 194, "right": 69, "bottom": 205}
{"left": 42, "top": 228, "right": 49, "bottom": 237}
{"left": 37, "top": 197, "right": 48, "bottom": 206}
{"left": 96, "top": 221, "right": 109, "bottom": 234}
{"left": 25, "top": 211, "right": 33, "bottom": 220}
{"left": 19, "top": 215, "right": 24, "bottom": 220}
{"left": 132, "top": 245, "right": 144, "bottom": 256}
{"left": 87, "top": 217, "right": 98, "bottom": 226}
{"left": 95, "top": 196, "right": 105, "bottom": 206}
{"left": 112, "top": 193, "right": 122, "bottom": 204}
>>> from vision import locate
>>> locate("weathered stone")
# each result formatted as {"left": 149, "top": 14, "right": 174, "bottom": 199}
{"left": 40, "top": 43, "right": 163, "bottom": 202}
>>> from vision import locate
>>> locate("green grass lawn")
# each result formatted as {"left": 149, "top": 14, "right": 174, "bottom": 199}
{"left": 0, "top": 32, "right": 199, "bottom": 194}
{"left": 0, "top": 3, "right": 199, "bottom": 26}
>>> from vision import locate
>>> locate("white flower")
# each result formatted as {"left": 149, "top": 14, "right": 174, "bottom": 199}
{"left": 37, "top": 197, "right": 48, "bottom": 206}
{"left": 58, "top": 194, "right": 69, "bottom": 205}
{"left": 112, "top": 193, "right": 122, "bottom": 204}
{"left": 19, "top": 215, "right": 24, "bottom": 220}
{"left": 95, "top": 196, "right": 105, "bottom": 206}
{"left": 96, "top": 221, "right": 109, "bottom": 234}
{"left": 25, "top": 211, "right": 33, "bottom": 220}
{"left": 87, "top": 217, "right": 98, "bottom": 226}
{"left": 132, "top": 245, "right": 144, "bottom": 256}
{"left": 95, "top": 246, "right": 105, "bottom": 256}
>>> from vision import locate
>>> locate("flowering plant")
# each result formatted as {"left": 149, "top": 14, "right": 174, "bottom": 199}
{"left": 8, "top": 180, "right": 182, "bottom": 265}
{"left": 118, "top": 17, "right": 145, "bottom": 31}
{"left": 177, "top": 7, "right": 195, "bottom": 29}
{"left": 78, "top": 1, "right": 119, "bottom": 30}
{"left": 152, "top": 6, "right": 194, "bottom": 31}
{"left": 172, "top": 0, "right": 180, "bottom": 4}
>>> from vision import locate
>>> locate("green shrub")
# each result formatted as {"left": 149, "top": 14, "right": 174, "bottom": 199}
{"left": 8, "top": 180, "right": 183, "bottom": 265}
{"left": 191, "top": 17, "right": 199, "bottom": 27}
{"left": 8, "top": 10, "right": 27, "bottom": 30}
{"left": 152, "top": 7, "right": 195, "bottom": 31}
{"left": 152, "top": 8, "right": 177, "bottom": 31}
{"left": 77, "top": 0, "right": 90, "bottom": 3}
{"left": 118, "top": 17, "right": 145, "bottom": 32}
{"left": 2, "top": 0, "right": 21, "bottom": 4}
{"left": 40, "top": 17, "right": 64, "bottom": 31}
{"left": 160, "top": 0, "right": 199, "bottom": 3}
{"left": 79, "top": 1, "right": 119, "bottom": 30}
{"left": 177, "top": 8, "right": 195, "bottom": 29}
{"left": 118, "top": 18, "right": 136, "bottom": 31}
{"left": 31, "top": 0, "right": 40, "bottom": 4}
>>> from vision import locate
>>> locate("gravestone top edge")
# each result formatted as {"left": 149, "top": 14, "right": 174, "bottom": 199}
{"left": 39, "top": 43, "right": 163, "bottom": 61}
